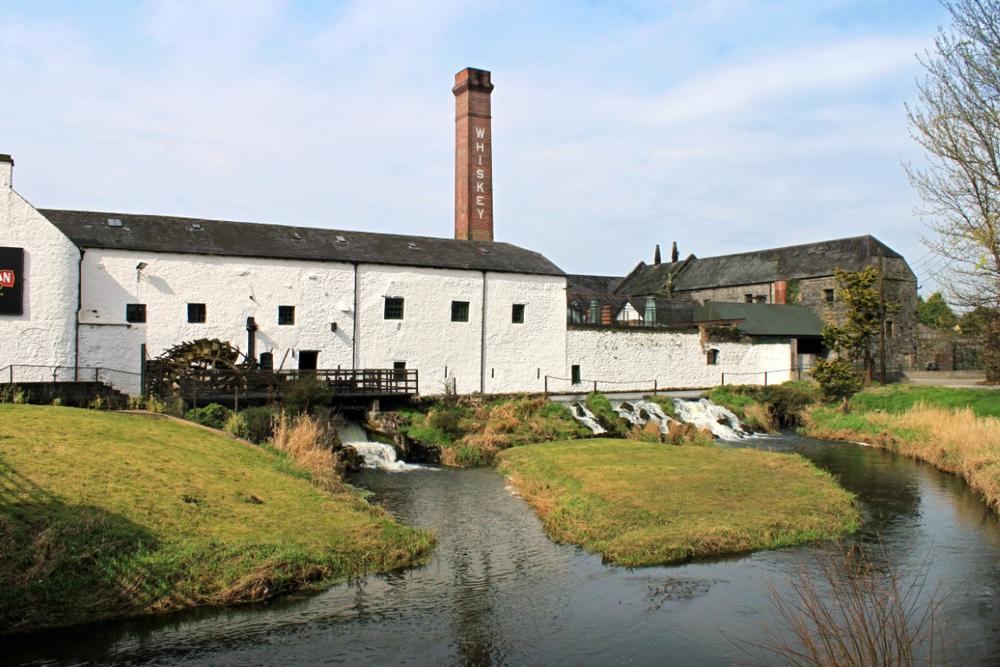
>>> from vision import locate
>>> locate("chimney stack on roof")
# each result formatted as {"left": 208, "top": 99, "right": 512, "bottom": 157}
{"left": 654, "top": 244, "right": 661, "bottom": 265}
{"left": 454, "top": 68, "right": 495, "bottom": 242}
{"left": 671, "top": 241, "right": 679, "bottom": 263}
{"left": 0, "top": 154, "right": 12, "bottom": 190}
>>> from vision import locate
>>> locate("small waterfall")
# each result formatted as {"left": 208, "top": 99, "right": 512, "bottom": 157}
{"left": 613, "top": 401, "right": 644, "bottom": 426}
{"left": 570, "top": 402, "right": 606, "bottom": 435}
{"left": 671, "top": 398, "right": 748, "bottom": 441}
{"left": 338, "top": 422, "right": 426, "bottom": 472}
{"left": 631, "top": 399, "right": 675, "bottom": 434}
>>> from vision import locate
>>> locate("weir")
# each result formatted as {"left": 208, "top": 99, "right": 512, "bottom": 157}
{"left": 338, "top": 422, "right": 427, "bottom": 472}
{"left": 566, "top": 396, "right": 750, "bottom": 441}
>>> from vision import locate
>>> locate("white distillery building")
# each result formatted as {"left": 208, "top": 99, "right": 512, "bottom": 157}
{"left": 0, "top": 68, "right": 796, "bottom": 398}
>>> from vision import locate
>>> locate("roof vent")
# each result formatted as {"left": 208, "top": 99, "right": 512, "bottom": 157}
{"left": 478, "top": 247, "right": 491, "bottom": 254}
{"left": 335, "top": 235, "right": 348, "bottom": 244}
{"left": 408, "top": 242, "right": 421, "bottom": 250}
{"left": 107, "top": 218, "right": 123, "bottom": 227}
{"left": 190, "top": 223, "right": 203, "bottom": 231}
{"left": 292, "top": 231, "right": 303, "bottom": 240}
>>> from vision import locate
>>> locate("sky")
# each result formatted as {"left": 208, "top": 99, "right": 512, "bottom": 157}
{"left": 0, "top": 0, "right": 952, "bottom": 292}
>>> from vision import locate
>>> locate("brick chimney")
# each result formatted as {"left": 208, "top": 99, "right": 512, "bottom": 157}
{"left": 453, "top": 68, "right": 494, "bottom": 241}
{"left": 0, "top": 154, "right": 12, "bottom": 190}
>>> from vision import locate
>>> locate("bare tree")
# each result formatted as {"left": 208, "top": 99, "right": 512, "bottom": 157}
{"left": 906, "top": 0, "right": 1000, "bottom": 382}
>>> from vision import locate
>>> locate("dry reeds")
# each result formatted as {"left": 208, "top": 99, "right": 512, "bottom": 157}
{"left": 807, "top": 403, "right": 1000, "bottom": 512}
{"left": 743, "top": 543, "right": 948, "bottom": 667}
{"left": 271, "top": 412, "right": 343, "bottom": 492}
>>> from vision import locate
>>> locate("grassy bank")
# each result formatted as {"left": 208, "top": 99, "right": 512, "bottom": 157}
{"left": 802, "top": 387, "right": 1000, "bottom": 511}
{"left": 0, "top": 405, "right": 433, "bottom": 634}
{"left": 400, "top": 394, "right": 590, "bottom": 466}
{"left": 498, "top": 439, "right": 859, "bottom": 566}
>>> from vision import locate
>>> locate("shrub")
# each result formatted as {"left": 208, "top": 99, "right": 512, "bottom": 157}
{"left": 184, "top": 403, "right": 232, "bottom": 430}
{"left": 146, "top": 394, "right": 185, "bottom": 417}
{"left": 283, "top": 374, "right": 332, "bottom": 415}
{"left": 711, "top": 382, "right": 820, "bottom": 428}
{"left": 50, "top": 397, "right": 63, "bottom": 407}
{"left": 127, "top": 395, "right": 145, "bottom": 410}
{"left": 231, "top": 406, "right": 278, "bottom": 443}
{"left": 812, "top": 359, "right": 863, "bottom": 406}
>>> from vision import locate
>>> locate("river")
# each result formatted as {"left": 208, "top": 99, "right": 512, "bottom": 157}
{"left": 5, "top": 434, "right": 1000, "bottom": 666}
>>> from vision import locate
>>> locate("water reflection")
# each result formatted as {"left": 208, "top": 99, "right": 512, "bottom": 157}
{"left": 4, "top": 436, "right": 1000, "bottom": 666}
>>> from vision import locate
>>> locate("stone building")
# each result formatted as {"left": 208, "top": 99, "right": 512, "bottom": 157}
{"left": 571, "top": 235, "right": 919, "bottom": 370}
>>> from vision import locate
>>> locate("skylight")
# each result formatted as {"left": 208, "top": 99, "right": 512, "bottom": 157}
{"left": 107, "top": 218, "right": 123, "bottom": 227}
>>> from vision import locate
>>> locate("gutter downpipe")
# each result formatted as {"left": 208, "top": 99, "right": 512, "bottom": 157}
{"left": 73, "top": 249, "right": 83, "bottom": 381}
{"left": 481, "top": 270, "right": 487, "bottom": 394}
{"left": 352, "top": 262, "right": 359, "bottom": 369}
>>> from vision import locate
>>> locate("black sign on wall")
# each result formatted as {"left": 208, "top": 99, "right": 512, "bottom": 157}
{"left": 0, "top": 247, "right": 24, "bottom": 316}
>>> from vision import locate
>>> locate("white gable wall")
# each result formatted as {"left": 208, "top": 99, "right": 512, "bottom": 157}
{"left": 0, "top": 162, "right": 80, "bottom": 380}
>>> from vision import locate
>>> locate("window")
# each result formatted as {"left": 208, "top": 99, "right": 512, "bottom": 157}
{"left": 571, "top": 364, "right": 581, "bottom": 384}
{"left": 744, "top": 293, "right": 754, "bottom": 303}
{"left": 451, "top": 300, "right": 470, "bottom": 322}
{"left": 886, "top": 320, "right": 894, "bottom": 338}
{"left": 384, "top": 297, "right": 404, "bottom": 320}
{"left": 298, "top": 350, "right": 318, "bottom": 371}
{"left": 512, "top": 303, "right": 525, "bottom": 324}
{"left": 187, "top": 303, "right": 206, "bottom": 323}
{"left": 393, "top": 360, "right": 407, "bottom": 381}
{"left": 824, "top": 289, "right": 835, "bottom": 305}
{"left": 706, "top": 349, "right": 719, "bottom": 365}
{"left": 278, "top": 305, "right": 295, "bottom": 325}
{"left": 259, "top": 352, "right": 274, "bottom": 370}
{"left": 754, "top": 295, "right": 767, "bottom": 304}
{"left": 125, "top": 303, "right": 146, "bottom": 323}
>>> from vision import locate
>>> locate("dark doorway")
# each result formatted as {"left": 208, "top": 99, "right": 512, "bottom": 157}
{"left": 299, "top": 350, "right": 319, "bottom": 371}
{"left": 393, "top": 361, "right": 407, "bottom": 381}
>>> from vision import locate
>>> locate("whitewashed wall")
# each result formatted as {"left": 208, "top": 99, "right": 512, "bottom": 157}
{"left": 482, "top": 272, "right": 566, "bottom": 394}
{"left": 562, "top": 328, "right": 792, "bottom": 393}
{"left": 355, "top": 265, "right": 484, "bottom": 395}
{"left": 79, "top": 249, "right": 357, "bottom": 393}
{"left": 0, "top": 161, "right": 80, "bottom": 381}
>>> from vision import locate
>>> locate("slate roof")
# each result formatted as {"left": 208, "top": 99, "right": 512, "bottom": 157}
{"left": 695, "top": 302, "right": 824, "bottom": 337}
{"left": 675, "top": 236, "right": 906, "bottom": 291}
{"left": 614, "top": 258, "right": 690, "bottom": 296}
{"left": 39, "top": 209, "right": 565, "bottom": 276}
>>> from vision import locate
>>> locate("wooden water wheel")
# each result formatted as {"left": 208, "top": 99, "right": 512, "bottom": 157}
{"left": 147, "top": 338, "right": 252, "bottom": 397}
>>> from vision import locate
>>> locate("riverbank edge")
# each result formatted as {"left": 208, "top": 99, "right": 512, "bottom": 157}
{"left": 498, "top": 439, "right": 860, "bottom": 567}
{"left": 0, "top": 405, "right": 435, "bottom": 636}
{"left": 800, "top": 404, "right": 1000, "bottom": 512}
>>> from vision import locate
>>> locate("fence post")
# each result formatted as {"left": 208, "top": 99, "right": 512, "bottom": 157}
{"left": 721, "top": 372, "right": 725, "bottom": 386}
{"left": 140, "top": 344, "right": 147, "bottom": 399}
{"left": 544, "top": 375, "right": 548, "bottom": 395}
{"left": 95, "top": 367, "right": 100, "bottom": 384}
{"left": 593, "top": 380, "right": 598, "bottom": 393}
{"left": 653, "top": 379, "right": 658, "bottom": 395}
{"left": 9, "top": 366, "right": 13, "bottom": 383}
{"left": 764, "top": 371, "right": 768, "bottom": 386}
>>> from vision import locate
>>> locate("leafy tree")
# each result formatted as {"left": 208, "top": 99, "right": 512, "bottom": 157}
{"left": 906, "top": 0, "right": 1000, "bottom": 382}
{"left": 917, "top": 292, "right": 959, "bottom": 330}
{"left": 822, "top": 267, "right": 900, "bottom": 384}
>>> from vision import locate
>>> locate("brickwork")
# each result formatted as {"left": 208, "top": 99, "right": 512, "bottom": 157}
{"left": 454, "top": 68, "right": 494, "bottom": 242}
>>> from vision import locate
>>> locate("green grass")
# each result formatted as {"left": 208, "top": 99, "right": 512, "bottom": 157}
{"left": 0, "top": 405, "right": 433, "bottom": 634}
{"left": 850, "top": 385, "right": 1000, "bottom": 418}
{"left": 584, "top": 392, "right": 631, "bottom": 437}
{"left": 498, "top": 439, "right": 860, "bottom": 566}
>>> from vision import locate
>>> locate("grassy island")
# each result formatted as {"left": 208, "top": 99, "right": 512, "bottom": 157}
{"left": 0, "top": 405, "right": 433, "bottom": 635}
{"left": 498, "top": 439, "right": 859, "bottom": 566}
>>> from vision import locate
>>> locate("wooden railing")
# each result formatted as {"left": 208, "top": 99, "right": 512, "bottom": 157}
{"left": 144, "top": 366, "right": 419, "bottom": 402}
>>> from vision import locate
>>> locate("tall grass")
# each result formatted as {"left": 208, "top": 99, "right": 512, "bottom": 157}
{"left": 745, "top": 543, "right": 948, "bottom": 666}
{"left": 804, "top": 403, "right": 1000, "bottom": 512}
{"left": 270, "top": 412, "right": 343, "bottom": 492}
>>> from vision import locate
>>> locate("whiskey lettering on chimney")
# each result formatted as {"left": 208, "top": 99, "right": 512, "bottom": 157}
{"left": 453, "top": 67, "right": 494, "bottom": 241}
{"left": 0, "top": 247, "right": 24, "bottom": 315}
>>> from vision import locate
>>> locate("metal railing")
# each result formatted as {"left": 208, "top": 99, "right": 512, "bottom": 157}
{"left": 0, "top": 364, "right": 141, "bottom": 386}
{"left": 544, "top": 375, "right": 659, "bottom": 395}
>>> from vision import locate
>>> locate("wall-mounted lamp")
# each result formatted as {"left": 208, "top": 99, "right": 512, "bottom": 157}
{"left": 330, "top": 322, "right": 338, "bottom": 332}
{"left": 135, "top": 262, "right": 148, "bottom": 271}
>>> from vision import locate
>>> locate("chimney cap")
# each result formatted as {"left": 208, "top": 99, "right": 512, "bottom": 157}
{"left": 453, "top": 67, "right": 494, "bottom": 95}
{"left": 0, "top": 154, "right": 12, "bottom": 164}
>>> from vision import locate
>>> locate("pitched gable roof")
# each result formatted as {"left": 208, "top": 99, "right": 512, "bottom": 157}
{"left": 674, "top": 236, "right": 905, "bottom": 291}
{"left": 695, "top": 302, "right": 824, "bottom": 337}
{"left": 39, "top": 209, "right": 564, "bottom": 276}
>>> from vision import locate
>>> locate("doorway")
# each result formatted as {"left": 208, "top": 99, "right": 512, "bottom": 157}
{"left": 298, "top": 350, "right": 319, "bottom": 371}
